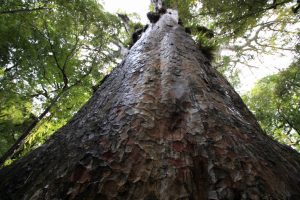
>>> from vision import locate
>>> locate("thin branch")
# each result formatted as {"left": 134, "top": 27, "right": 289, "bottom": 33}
{"left": 277, "top": 107, "right": 300, "bottom": 135}
{"left": 255, "top": 42, "right": 296, "bottom": 51}
{"left": 61, "top": 24, "right": 89, "bottom": 72}
{"left": 219, "top": 0, "right": 291, "bottom": 26}
{"left": 0, "top": 7, "right": 50, "bottom": 15}
{"left": 43, "top": 22, "right": 69, "bottom": 88}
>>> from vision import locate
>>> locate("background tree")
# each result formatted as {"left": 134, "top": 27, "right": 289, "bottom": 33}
{"left": 243, "top": 60, "right": 300, "bottom": 150}
{"left": 0, "top": 0, "right": 123, "bottom": 164}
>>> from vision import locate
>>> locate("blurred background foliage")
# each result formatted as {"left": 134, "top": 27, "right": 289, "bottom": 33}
{"left": 0, "top": 0, "right": 124, "bottom": 164}
{"left": 0, "top": 0, "right": 299, "bottom": 165}
{"left": 243, "top": 60, "right": 300, "bottom": 150}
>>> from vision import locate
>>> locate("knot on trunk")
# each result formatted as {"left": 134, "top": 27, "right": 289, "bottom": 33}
{"left": 147, "top": 12, "right": 161, "bottom": 23}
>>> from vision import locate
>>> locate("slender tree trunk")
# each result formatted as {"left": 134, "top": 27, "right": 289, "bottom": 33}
{"left": 0, "top": 87, "right": 64, "bottom": 167}
{"left": 1, "top": 10, "right": 300, "bottom": 200}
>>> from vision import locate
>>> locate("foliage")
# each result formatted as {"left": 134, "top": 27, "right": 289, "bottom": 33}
{"left": 0, "top": 0, "right": 123, "bottom": 161}
{"left": 0, "top": 93, "right": 33, "bottom": 156}
{"left": 243, "top": 61, "right": 300, "bottom": 150}
{"left": 193, "top": 28, "right": 219, "bottom": 61}
{"left": 164, "top": 0, "right": 299, "bottom": 87}
{"left": 124, "top": 20, "right": 144, "bottom": 48}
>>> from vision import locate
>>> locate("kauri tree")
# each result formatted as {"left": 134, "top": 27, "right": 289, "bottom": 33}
{"left": 0, "top": 2, "right": 300, "bottom": 199}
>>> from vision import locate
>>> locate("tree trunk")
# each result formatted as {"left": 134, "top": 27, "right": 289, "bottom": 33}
{"left": 1, "top": 10, "right": 300, "bottom": 200}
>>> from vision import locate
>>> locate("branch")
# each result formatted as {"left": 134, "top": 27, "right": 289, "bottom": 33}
{"left": 61, "top": 24, "right": 89, "bottom": 72}
{"left": 220, "top": 0, "right": 291, "bottom": 26}
{"left": 255, "top": 42, "right": 296, "bottom": 52}
{"left": 277, "top": 107, "right": 300, "bottom": 135}
{"left": 0, "top": 7, "right": 50, "bottom": 15}
{"left": 43, "top": 22, "right": 69, "bottom": 88}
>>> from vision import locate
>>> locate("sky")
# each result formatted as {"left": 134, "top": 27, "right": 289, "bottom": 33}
{"left": 101, "top": 0, "right": 149, "bottom": 23}
{"left": 237, "top": 53, "right": 293, "bottom": 92}
{"left": 101, "top": 0, "right": 293, "bottom": 93}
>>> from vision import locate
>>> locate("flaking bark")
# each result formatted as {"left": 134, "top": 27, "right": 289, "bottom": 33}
{"left": 1, "top": 9, "right": 300, "bottom": 200}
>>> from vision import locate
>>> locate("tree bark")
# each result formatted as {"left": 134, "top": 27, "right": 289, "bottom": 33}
{"left": 1, "top": 10, "right": 300, "bottom": 200}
